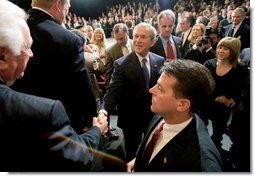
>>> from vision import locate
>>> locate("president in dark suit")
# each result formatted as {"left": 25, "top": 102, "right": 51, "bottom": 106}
{"left": 150, "top": 9, "right": 182, "bottom": 60}
{"left": 0, "top": 0, "right": 108, "bottom": 171}
{"left": 99, "top": 23, "right": 165, "bottom": 162}
{"left": 127, "top": 60, "right": 222, "bottom": 172}
{"left": 12, "top": 0, "right": 97, "bottom": 133}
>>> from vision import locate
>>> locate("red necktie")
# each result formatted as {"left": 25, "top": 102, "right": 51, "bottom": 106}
{"left": 167, "top": 40, "right": 175, "bottom": 60}
{"left": 142, "top": 122, "right": 165, "bottom": 165}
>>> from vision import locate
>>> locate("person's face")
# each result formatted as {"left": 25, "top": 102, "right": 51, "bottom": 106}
{"left": 86, "top": 26, "right": 93, "bottom": 39}
{"left": 159, "top": 17, "right": 175, "bottom": 38}
{"left": 94, "top": 30, "right": 103, "bottom": 41}
{"left": 192, "top": 25, "right": 203, "bottom": 38}
{"left": 209, "top": 33, "right": 219, "bottom": 46}
{"left": 231, "top": 11, "right": 245, "bottom": 25}
{"left": 210, "top": 20, "right": 218, "bottom": 29}
{"left": 217, "top": 46, "right": 230, "bottom": 61}
{"left": 149, "top": 72, "right": 179, "bottom": 117}
{"left": 180, "top": 18, "right": 190, "bottom": 32}
{"left": 0, "top": 25, "right": 33, "bottom": 86}
{"left": 133, "top": 27, "right": 155, "bottom": 57}
{"left": 114, "top": 30, "right": 128, "bottom": 46}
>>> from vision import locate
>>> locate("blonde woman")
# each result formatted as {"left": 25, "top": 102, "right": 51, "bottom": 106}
{"left": 90, "top": 28, "right": 107, "bottom": 65}
{"left": 187, "top": 23, "right": 206, "bottom": 48}
{"left": 90, "top": 28, "right": 107, "bottom": 97}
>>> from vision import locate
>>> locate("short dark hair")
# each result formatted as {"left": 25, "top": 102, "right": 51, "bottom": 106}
{"left": 160, "top": 60, "right": 215, "bottom": 113}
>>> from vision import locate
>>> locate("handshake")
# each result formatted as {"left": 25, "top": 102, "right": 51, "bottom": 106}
{"left": 92, "top": 113, "right": 108, "bottom": 135}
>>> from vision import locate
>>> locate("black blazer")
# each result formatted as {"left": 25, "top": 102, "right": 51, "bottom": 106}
{"left": 101, "top": 52, "right": 165, "bottom": 160}
{"left": 12, "top": 9, "right": 96, "bottom": 132}
{"left": 0, "top": 83, "right": 101, "bottom": 172}
{"left": 150, "top": 35, "right": 182, "bottom": 59}
{"left": 134, "top": 114, "right": 223, "bottom": 172}
{"left": 224, "top": 22, "right": 250, "bottom": 50}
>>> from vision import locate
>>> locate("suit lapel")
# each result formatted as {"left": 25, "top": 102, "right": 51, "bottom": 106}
{"left": 234, "top": 22, "right": 245, "bottom": 38}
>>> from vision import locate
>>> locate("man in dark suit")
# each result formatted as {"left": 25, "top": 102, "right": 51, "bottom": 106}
{"left": 12, "top": 0, "right": 97, "bottom": 133}
{"left": 0, "top": 0, "right": 108, "bottom": 171}
{"left": 224, "top": 7, "right": 250, "bottom": 50}
{"left": 99, "top": 23, "right": 165, "bottom": 162}
{"left": 150, "top": 9, "right": 182, "bottom": 60}
{"left": 176, "top": 16, "right": 193, "bottom": 57}
{"left": 105, "top": 23, "right": 133, "bottom": 85}
{"left": 127, "top": 60, "right": 222, "bottom": 172}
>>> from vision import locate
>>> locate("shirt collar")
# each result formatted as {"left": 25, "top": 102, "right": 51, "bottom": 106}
{"left": 135, "top": 52, "right": 150, "bottom": 63}
{"left": 33, "top": 7, "right": 55, "bottom": 20}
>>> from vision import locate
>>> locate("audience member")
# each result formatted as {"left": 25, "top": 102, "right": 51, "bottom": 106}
{"left": 85, "top": 25, "right": 94, "bottom": 43}
{"left": 90, "top": 27, "right": 108, "bottom": 98}
{"left": 184, "top": 23, "right": 206, "bottom": 55}
{"left": 176, "top": 16, "right": 193, "bottom": 57}
{"left": 185, "top": 35, "right": 215, "bottom": 64}
{"left": 150, "top": 9, "right": 182, "bottom": 60}
{"left": 125, "top": 19, "right": 134, "bottom": 39}
{"left": 99, "top": 23, "right": 165, "bottom": 162}
{"left": 105, "top": 23, "right": 133, "bottom": 85}
{"left": 11, "top": 0, "right": 97, "bottom": 133}
{"left": 0, "top": 0, "right": 108, "bottom": 171}
{"left": 204, "top": 37, "right": 248, "bottom": 171}
{"left": 127, "top": 60, "right": 222, "bottom": 172}
{"left": 224, "top": 7, "right": 250, "bottom": 50}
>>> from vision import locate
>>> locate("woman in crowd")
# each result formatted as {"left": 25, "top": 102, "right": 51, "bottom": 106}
{"left": 90, "top": 28, "right": 108, "bottom": 97}
{"left": 204, "top": 37, "right": 248, "bottom": 158}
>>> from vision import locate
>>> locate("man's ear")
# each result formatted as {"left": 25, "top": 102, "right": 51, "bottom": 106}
{"left": 150, "top": 38, "right": 156, "bottom": 47}
{"left": 176, "top": 98, "right": 190, "bottom": 112}
{"left": 0, "top": 47, "right": 8, "bottom": 70}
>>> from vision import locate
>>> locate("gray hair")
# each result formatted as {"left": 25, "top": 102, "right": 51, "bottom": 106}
{"left": 133, "top": 22, "right": 157, "bottom": 40}
{"left": 157, "top": 9, "right": 176, "bottom": 25}
{"left": 112, "top": 23, "right": 128, "bottom": 33}
{"left": 0, "top": 0, "right": 27, "bottom": 55}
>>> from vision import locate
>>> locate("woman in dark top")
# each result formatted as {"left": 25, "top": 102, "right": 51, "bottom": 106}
{"left": 204, "top": 37, "right": 248, "bottom": 152}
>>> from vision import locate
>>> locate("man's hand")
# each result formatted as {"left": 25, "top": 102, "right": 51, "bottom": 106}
{"left": 92, "top": 115, "right": 108, "bottom": 135}
{"left": 127, "top": 158, "right": 136, "bottom": 172}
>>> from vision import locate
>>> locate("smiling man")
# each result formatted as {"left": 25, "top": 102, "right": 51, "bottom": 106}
{"left": 99, "top": 22, "right": 165, "bottom": 162}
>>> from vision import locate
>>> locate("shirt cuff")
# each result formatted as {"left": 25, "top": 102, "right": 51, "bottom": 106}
{"left": 99, "top": 110, "right": 108, "bottom": 116}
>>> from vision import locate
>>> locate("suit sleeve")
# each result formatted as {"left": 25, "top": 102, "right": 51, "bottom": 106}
{"left": 105, "top": 49, "right": 114, "bottom": 85}
{"left": 47, "top": 100, "right": 101, "bottom": 166}
{"left": 101, "top": 60, "right": 124, "bottom": 113}
{"left": 70, "top": 36, "right": 97, "bottom": 127}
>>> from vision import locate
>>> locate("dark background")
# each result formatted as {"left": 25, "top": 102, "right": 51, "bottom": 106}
{"left": 10, "top": 0, "right": 177, "bottom": 19}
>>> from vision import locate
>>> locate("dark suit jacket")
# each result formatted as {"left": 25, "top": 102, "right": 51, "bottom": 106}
{"left": 134, "top": 114, "right": 223, "bottom": 172}
{"left": 105, "top": 40, "right": 133, "bottom": 84}
{"left": 12, "top": 8, "right": 96, "bottom": 132}
{"left": 224, "top": 22, "right": 250, "bottom": 50}
{"left": 0, "top": 83, "right": 101, "bottom": 172}
{"left": 150, "top": 35, "right": 182, "bottom": 59}
{"left": 176, "top": 29, "right": 192, "bottom": 57}
{"left": 101, "top": 52, "right": 165, "bottom": 160}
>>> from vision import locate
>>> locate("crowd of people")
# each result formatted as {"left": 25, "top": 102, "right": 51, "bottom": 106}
{"left": 0, "top": 0, "right": 250, "bottom": 172}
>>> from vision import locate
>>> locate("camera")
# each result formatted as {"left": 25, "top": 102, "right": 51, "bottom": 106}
{"left": 201, "top": 36, "right": 209, "bottom": 45}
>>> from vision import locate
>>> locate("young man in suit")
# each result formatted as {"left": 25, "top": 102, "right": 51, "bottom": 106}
{"left": 105, "top": 23, "right": 133, "bottom": 85}
{"left": 0, "top": 0, "right": 108, "bottom": 171}
{"left": 11, "top": 0, "right": 97, "bottom": 133}
{"left": 99, "top": 23, "right": 165, "bottom": 162}
{"left": 150, "top": 9, "right": 182, "bottom": 60}
{"left": 127, "top": 60, "right": 223, "bottom": 172}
